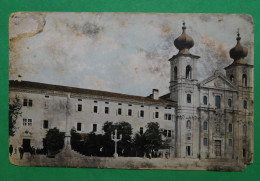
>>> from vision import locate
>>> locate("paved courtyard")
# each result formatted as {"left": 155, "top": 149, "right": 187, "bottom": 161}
{"left": 9, "top": 148, "right": 246, "bottom": 171}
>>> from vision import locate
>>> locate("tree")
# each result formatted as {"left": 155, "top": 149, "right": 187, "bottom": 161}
{"left": 70, "top": 128, "right": 83, "bottom": 152}
{"left": 144, "top": 122, "right": 166, "bottom": 157}
{"left": 43, "top": 127, "right": 65, "bottom": 155}
{"left": 133, "top": 133, "right": 147, "bottom": 157}
{"left": 9, "top": 95, "right": 22, "bottom": 136}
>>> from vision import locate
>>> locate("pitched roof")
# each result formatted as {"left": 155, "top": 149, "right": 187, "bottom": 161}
{"left": 9, "top": 80, "right": 176, "bottom": 106}
{"left": 198, "top": 71, "right": 238, "bottom": 91}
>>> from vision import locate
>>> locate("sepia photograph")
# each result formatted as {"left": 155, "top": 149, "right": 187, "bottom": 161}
{"left": 9, "top": 12, "right": 254, "bottom": 171}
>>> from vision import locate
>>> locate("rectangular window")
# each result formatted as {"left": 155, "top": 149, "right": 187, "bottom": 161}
{"left": 28, "top": 119, "right": 32, "bottom": 126}
{"left": 105, "top": 102, "right": 109, "bottom": 104}
{"left": 163, "top": 130, "right": 167, "bottom": 137}
{"left": 155, "top": 112, "right": 159, "bottom": 118}
{"left": 117, "top": 108, "right": 122, "bottom": 115}
{"left": 228, "top": 123, "right": 233, "bottom": 132}
{"left": 203, "top": 96, "right": 207, "bottom": 105}
{"left": 78, "top": 104, "right": 82, "bottom": 111}
{"left": 164, "top": 113, "right": 172, "bottom": 120}
{"left": 140, "top": 127, "right": 143, "bottom": 135}
{"left": 78, "top": 99, "right": 82, "bottom": 101}
{"left": 23, "top": 99, "right": 28, "bottom": 106}
{"left": 140, "top": 110, "right": 144, "bottom": 117}
{"left": 45, "top": 95, "right": 49, "bottom": 98}
{"left": 215, "top": 96, "right": 221, "bottom": 109}
{"left": 203, "top": 121, "right": 208, "bottom": 131}
{"left": 203, "top": 138, "right": 208, "bottom": 146}
{"left": 105, "top": 107, "right": 109, "bottom": 114}
{"left": 244, "top": 100, "right": 247, "bottom": 109}
{"left": 228, "top": 139, "right": 233, "bottom": 146}
{"left": 167, "top": 130, "right": 172, "bottom": 137}
{"left": 128, "top": 109, "right": 132, "bottom": 116}
{"left": 187, "top": 94, "right": 191, "bottom": 103}
{"left": 29, "top": 99, "right": 33, "bottom": 107}
{"left": 43, "top": 120, "right": 49, "bottom": 129}
{"left": 77, "top": 122, "right": 82, "bottom": 131}
{"left": 93, "top": 106, "right": 98, "bottom": 113}
{"left": 187, "top": 136, "right": 191, "bottom": 141}
{"left": 93, "top": 124, "right": 97, "bottom": 132}
{"left": 94, "top": 101, "right": 98, "bottom": 103}
{"left": 23, "top": 119, "right": 27, "bottom": 126}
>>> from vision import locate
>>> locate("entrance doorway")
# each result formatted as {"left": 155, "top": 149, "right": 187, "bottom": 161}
{"left": 186, "top": 146, "right": 191, "bottom": 156}
{"left": 22, "top": 139, "right": 31, "bottom": 152}
{"left": 215, "top": 140, "right": 221, "bottom": 156}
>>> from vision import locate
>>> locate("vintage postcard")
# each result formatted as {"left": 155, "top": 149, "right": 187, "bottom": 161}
{"left": 9, "top": 12, "right": 254, "bottom": 171}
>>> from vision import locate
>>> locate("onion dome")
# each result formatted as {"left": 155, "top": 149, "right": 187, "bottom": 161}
{"left": 229, "top": 31, "right": 248, "bottom": 64}
{"left": 174, "top": 22, "right": 194, "bottom": 54}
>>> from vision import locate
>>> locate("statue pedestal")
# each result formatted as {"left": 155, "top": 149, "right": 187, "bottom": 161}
{"left": 113, "top": 153, "right": 118, "bottom": 158}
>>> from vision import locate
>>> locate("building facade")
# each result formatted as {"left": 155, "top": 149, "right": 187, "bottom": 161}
{"left": 9, "top": 23, "right": 254, "bottom": 164}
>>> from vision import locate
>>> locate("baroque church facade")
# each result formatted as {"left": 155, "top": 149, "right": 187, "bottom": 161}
{"left": 9, "top": 23, "right": 254, "bottom": 164}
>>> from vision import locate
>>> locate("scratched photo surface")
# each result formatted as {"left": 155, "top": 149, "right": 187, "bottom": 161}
{"left": 9, "top": 13, "right": 254, "bottom": 171}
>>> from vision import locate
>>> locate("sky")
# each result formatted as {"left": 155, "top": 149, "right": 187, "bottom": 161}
{"left": 9, "top": 13, "right": 254, "bottom": 97}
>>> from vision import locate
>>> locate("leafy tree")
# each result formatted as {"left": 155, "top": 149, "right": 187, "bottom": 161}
{"left": 133, "top": 133, "right": 147, "bottom": 157}
{"left": 70, "top": 128, "right": 83, "bottom": 152}
{"left": 83, "top": 133, "right": 105, "bottom": 156}
{"left": 9, "top": 95, "right": 22, "bottom": 136}
{"left": 43, "top": 127, "right": 65, "bottom": 154}
{"left": 144, "top": 122, "right": 166, "bottom": 157}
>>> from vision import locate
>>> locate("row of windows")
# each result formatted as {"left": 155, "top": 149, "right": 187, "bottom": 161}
{"left": 203, "top": 138, "right": 233, "bottom": 147}
{"left": 173, "top": 65, "right": 192, "bottom": 80}
{"left": 76, "top": 123, "right": 97, "bottom": 132}
{"left": 187, "top": 120, "right": 233, "bottom": 133}
{"left": 230, "top": 74, "right": 248, "bottom": 87}
{"left": 185, "top": 94, "right": 248, "bottom": 110}
{"left": 79, "top": 105, "right": 173, "bottom": 120}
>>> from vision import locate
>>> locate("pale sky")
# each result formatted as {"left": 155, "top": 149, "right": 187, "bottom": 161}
{"left": 9, "top": 13, "right": 254, "bottom": 97}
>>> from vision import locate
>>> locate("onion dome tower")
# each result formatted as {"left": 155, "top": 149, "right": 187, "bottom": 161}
{"left": 225, "top": 30, "right": 254, "bottom": 165}
{"left": 168, "top": 22, "right": 200, "bottom": 158}
{"left": 225, "top": 30, "right": 253, "bottom": 86}
{"left": 229, "top": 31, "right": 248, "bottom": 64}
{"left": 174, "top": 22, "right": 195, "bottom": 55}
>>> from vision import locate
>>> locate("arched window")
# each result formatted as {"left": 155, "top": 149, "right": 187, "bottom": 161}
{"left": 203, "top": 96, "right": 207, "bottom": 105}
{"left": 187, "top": 94, "right": 191, "bottom": 103}
{"left": 186, "top": 65, "right": 192, "bottom": 79}
{"left": 242, "top": 74, "right": 247, "bottom": 87}
{"left": 186, "top": 120, "right": 191, "bottom": 129}
{"left": 203, "top": 121, "right": 208, "bottom": 131}
{"left": 228, "top": 99, "right": 232, "bottom": 108}
{"left": 230, "top": 75, "right": 234, "bottom": 82}
{"left": 174, "top": 66, "right": 177, "bottom": 80}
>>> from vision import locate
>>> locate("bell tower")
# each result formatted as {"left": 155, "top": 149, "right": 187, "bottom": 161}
{"left": 169, "top": 22, "right": 200, "bottom": 158}
{"left": 225, "top": 31, "right": 254, "bottom": 164}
